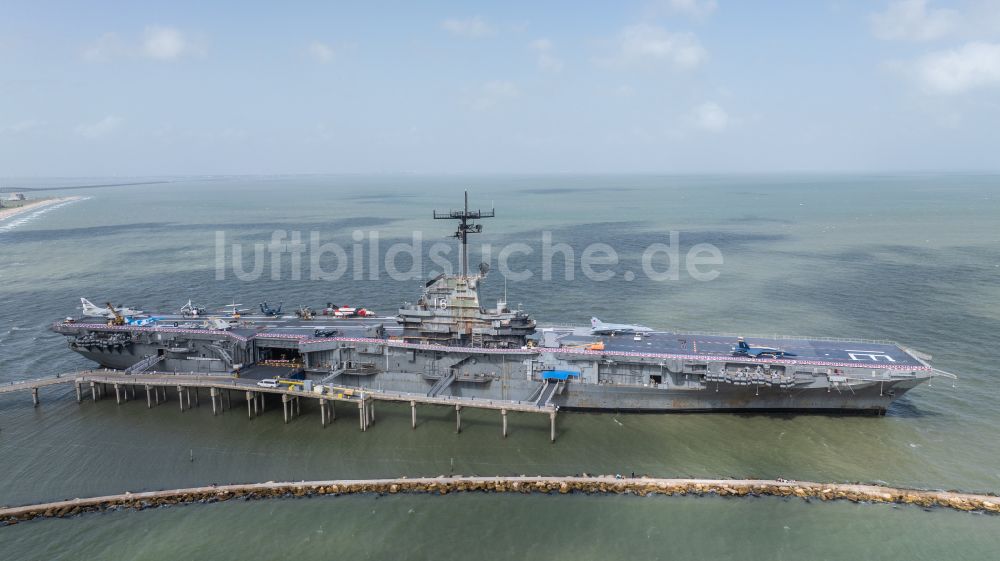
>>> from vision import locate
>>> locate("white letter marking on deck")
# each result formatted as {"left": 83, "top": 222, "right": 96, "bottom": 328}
{"left": 845, "top": 350, "right": 897, "bottom": 362}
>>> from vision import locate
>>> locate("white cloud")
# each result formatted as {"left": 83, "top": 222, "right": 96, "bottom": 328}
{"left": 82, "top": 32, "right": 124, "bottom": 62}
{"left": 75, "top": 116, "right": 123, "bottom": 139}
{"left": 142, "top": 26, "right": 191, "bottom": 60}
{"left": 613, "top": 24, "right": 707, "bottom": 69}
{"left": 915, "top": 41, "right": 1000, "bottom": 93}
{"left": 82, "top": 26, "right": 200, "bottom": 62}
{"left": 529, "top": 38, "right": 564, "bottom": 72}
{"left": 0, "top": 120, "right": 44, "bottom": 134}
{"left": 615, "top": 84, "right": 636, "bottom": 96}
{"left": 308, "top": 41, "right": 336, "bottom": 63}
{"left": 870, "top": 0, "right": 960, "bottom": 41}
{"left": 661, "top": 0, "right": 718, "bottom": 19}
{"left": 441, "top": 16, "right": 494, "bottom": 38}
{"left": 469, "top": 80, "right": 520, "bottom": 110}
{"left": 690, "top": 102, "right": 729, "bottom": 132}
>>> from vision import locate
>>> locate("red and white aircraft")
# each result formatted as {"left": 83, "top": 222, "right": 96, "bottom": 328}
{"left": 321, "top": 303, "right": 376, "bottom": 318}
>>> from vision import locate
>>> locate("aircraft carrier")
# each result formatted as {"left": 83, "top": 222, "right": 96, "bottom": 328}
{"left": 51, "top": 194, "right": 951, "bottom": 414}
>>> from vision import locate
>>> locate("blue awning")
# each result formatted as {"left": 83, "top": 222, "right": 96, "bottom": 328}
{"left": 542, "top": 370, "right": 580, "bottom": 381}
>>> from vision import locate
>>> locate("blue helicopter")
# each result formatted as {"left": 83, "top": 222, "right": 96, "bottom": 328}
{"left": 259, "top": 301, "right": 283, "bottom": 316}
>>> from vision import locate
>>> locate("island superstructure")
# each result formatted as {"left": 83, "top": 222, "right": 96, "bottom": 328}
{"left": 52, "top": 194, "right": 946, "bottom": 413}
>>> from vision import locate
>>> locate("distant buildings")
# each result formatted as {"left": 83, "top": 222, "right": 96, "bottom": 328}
{"left": 0, "top": 191, "right": 27, "bottom": 208}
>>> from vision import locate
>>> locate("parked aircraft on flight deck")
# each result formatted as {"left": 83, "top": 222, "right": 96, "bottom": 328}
{"left": 260, "top": 301, "right": 283, "bottom": 316}
{"left": 590, "top": 317, "right": 654, "bottom": 335}
{"left": 80, "top": 298, "right": 143, "bottom": 319}
{"left": 731, "top": 337, "right": 797, "bottom": 359}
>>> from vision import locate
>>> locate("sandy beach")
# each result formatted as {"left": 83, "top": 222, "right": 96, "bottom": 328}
{"left": 0, "top": 196, "right": 82, "bottom": 222}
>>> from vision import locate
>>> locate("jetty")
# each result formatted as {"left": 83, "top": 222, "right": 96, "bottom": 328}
{"left": 2, "top": 476, "right": 998, "bottom": 525}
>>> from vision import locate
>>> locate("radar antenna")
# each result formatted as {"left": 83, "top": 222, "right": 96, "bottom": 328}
{"left": 433, "top": 190, "right": 494, "bottom": 278}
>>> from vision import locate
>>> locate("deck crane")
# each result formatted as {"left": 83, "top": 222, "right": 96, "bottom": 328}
{"left": 105, "top": 302, "right": 125, "bottom": 326}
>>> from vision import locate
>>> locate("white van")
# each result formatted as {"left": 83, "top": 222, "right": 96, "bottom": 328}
{"left": 257, "top": 378, "right": 280, "bottom": 388}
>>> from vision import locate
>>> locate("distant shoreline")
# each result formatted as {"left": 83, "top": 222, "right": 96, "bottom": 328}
{"left": 1, "top": 180, "right": 170, "bottom": 193}
{"left": 0, "top": 196, "right": 82, "bottom": 223}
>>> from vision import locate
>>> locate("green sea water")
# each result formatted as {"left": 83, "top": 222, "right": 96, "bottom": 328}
{"left": 1, "top": 174, "right": 998, "bottom": 558}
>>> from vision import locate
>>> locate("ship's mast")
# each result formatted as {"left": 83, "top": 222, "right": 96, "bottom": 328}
{"left": 433, "top": 190, "right": 494, "bottom": 277}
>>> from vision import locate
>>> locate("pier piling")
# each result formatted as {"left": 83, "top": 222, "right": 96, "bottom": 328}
{"left": 502, "top": 409, "right": 508, "bottom": 438}
{"left": 145, "top": 386, "right": 152, "bottom": 408}
{"left": 210, "top": 388, "right": 218, "bottom": 416}
{"left": 90, "top": 381, "right": 97, "bottom": 402}
{"left": 550, "top": 411, "right": 557, "bottom": 443}
{"left": 456, "top": 405, "right": 462, "bottom": 434}
{"left": 75, "top": 383, "right": 82, "bottom": 404}
{"left": 411, "top": 400, "right": 416, "bottom": 429}
{"left": 31, "top": 387, "right": 39, "bottom": 407}
{"left": 281, "top": 394, "right": 290, "bottom": 424}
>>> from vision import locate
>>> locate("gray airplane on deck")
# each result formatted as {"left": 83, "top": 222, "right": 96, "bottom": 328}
{"left": 590, "top": 317, "right": 653, "bottom": 335}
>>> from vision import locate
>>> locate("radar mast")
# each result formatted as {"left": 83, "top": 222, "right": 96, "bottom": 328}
{"left": 433, "top": 190, "right": 494, "bottom": 278}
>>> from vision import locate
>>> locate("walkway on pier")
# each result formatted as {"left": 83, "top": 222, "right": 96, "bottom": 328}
{"left": 0, "top": 374, "right": 75, "bottom": 406}
{"left": 0, "top": 375, "right": 74, "bottom": 395}
{"left": 1, "top": 369, "right": 560, "bottom": 440}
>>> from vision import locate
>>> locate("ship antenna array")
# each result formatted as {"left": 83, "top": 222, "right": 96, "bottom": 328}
{"left": 433, "top": 190, "right": 495, "bottom": 277}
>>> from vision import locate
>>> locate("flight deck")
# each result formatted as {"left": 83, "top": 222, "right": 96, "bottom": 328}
{"left": 58, "top": 312, "right": 928, "bottom": 371}
{"left": 549, "top": 330, "right": 925, "bottom": 368}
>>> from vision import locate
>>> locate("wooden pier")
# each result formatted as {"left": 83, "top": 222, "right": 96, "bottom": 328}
{"left": 0, "top": 370, "right": 561, "bottom": 440}
{"left": 0, "top": 374, "right": 76, "bottom": 407}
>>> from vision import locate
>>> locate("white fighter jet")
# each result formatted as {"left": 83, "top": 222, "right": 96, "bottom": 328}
{"left": 590, "top": 317, "right": 653, "bottom": 335}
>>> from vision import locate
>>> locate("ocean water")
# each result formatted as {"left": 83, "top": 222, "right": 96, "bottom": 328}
{"left": 1, "top": 174, "right": 998, "bottom": 556}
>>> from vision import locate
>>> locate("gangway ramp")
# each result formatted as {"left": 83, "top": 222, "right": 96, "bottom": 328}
{"left": 427, "top": 371, "right": 457, "bottom": 397}
{"left": 125, "top": 355, "right": 165, "bottom": 374}
{"left": 535, "top": 381, "right": 559, "bottom": 407}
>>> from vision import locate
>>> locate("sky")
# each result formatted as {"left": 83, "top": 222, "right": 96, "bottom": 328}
{"left": 2, "top": 0, "right": 1000, "bottom": 176}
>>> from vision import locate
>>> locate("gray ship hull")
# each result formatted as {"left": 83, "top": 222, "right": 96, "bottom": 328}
{"left": 64, "top": 333, "right": 929, "bottom": 414}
